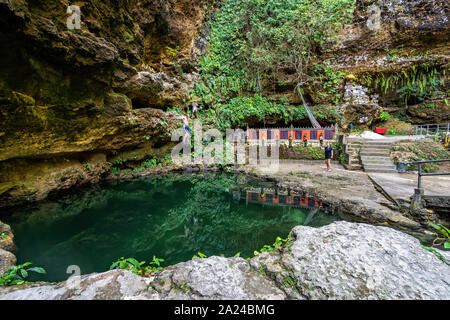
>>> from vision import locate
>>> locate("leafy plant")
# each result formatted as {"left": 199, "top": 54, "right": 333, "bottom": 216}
{"left": 421, "top": 223, "right": 450, "bottom": 265}
{"left": 385, "top": 129, "right": 407, "bottom": 136}
{"left": 192, "top": 252, "right": 208, "bottom": 259}
{"left": 281, "top": 276, "right": 297, "bottom": 289}
{"left": 331, "top": 142, "right": 344, "bottom": 164}
{"left": 166, "top": 45, "right": 180, "bottom": 57}
{"left": 115, "top": 157, "right": 126, "bottom": 165}
{"left": 393, "top": 113, "right": 407, "bottom": 121}
{"left": 192, "top": 0, "right": 355, "bottom": 127}
{"left": 163, "top": 154, "right": 172, "bottom": 165}
{"left": 429, "top": 223, "right": 450, "bottom": 249}
{"left": 0, "top": 232, "right": 8, "bottom": 240}
{"left": 111, "top": 167, "right": 120, "bottom": 175}
{"left": 110, "top": 256, "right": 165, "bottom": 276}
{"left": 254, "top": 236, "right": 289, "bottom": 256}
{"left": 0, "top": 262, "right": 46, "bottom": 286}
{"left": 379, "top": 111, "right": 390, "bottom": 122}
{"left": 82, "top": 162, "right": 92, "bottom": 171}
{"left": 358, "top": 65, "right": 446, "bottom": 107}
{"left": 142, "top": 158, "right": 158, "bottom": 168}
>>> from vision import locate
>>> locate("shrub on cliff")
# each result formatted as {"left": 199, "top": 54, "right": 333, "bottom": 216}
{"left": 192, "top": 0, "right": 355, "bottom": 127}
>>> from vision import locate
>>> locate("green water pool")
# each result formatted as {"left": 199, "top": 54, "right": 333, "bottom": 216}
{"left": 2, "top": 172, "right": 340, "bottom": 282}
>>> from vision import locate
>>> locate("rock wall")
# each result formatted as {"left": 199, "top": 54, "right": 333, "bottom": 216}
{"left": 0, "top": 220, "right": 16, "bottom": 275}
{"left": 0, "top": 0, "right": 213, "bottom": 207}
{"left": 270, "top": 0, "right": 449, "bottom": 128}
{"left": 0, "top": 222, "right": 448, "bottom": 299}
{"left": 329, "top": 0, "right": 450, "bottom": 128}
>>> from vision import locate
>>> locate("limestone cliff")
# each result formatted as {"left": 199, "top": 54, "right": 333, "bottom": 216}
{"left": 0, "top": 0, "right": 449, "bottom": 208}
{"left": 329, "top": 0, "right": 450, "bottom": 128}
{"left": 0, "top": 0, "right": 213, "bottom": 207}
{"left": 264, "top": 0, "right": 449, "bottom": 128}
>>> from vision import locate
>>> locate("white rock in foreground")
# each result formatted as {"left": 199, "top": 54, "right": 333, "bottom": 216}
{"left": 0, "top": 221, "right": 449, "bottom": 300}
{"left": 358, "top": 131, "right": 386, "bottom": 139}
{"left": 253, "top": 221, "right": 450, "bottom": 299}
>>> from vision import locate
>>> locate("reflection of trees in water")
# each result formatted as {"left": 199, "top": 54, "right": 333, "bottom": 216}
{"left": 6, "top": 172, "right": 339, "bottom": 281}
{"left": 168, "top": 174, "right": 338, "bottom": 257}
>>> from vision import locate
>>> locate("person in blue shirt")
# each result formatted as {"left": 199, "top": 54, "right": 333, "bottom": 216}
{"left": 183, "top": 115, "right": 190, "bottom": 143}
{"left": 324, "top": 142, "right": 333, "bottom": 172}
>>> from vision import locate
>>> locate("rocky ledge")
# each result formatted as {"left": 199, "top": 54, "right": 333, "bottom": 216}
{"left": 1, "top": 221, "right": 448, "bottom": 300}
{"left": 239, "top": 162, "right": 423, "bottom": 230}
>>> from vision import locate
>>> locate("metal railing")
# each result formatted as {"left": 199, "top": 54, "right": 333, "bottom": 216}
{"left": 414, "top": 123, "right": 450, "bottom": 136}
{"left": 400, "top": 159, "right": 450, "bottom": 189}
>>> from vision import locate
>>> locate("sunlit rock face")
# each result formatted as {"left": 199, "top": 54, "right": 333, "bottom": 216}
{"left": 263, "top": 0, "right": 449, "bottom": 128}
{"left": 332, "top": 0, "right": 450, "bottom": 63}
{"left": 0, "top": 0, "right": 210, "bottom": 158}
{"left": 0, "top": 0, "right": 212, "bottom": 206}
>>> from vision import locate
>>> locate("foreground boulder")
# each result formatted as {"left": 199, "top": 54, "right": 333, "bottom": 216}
{"left": 0, "top": 249, "right": 16, "bottom": 276}
{"left": 252, "top": 221, "right": 450, "bottom": 299}
{"left": 0, "top": 222, "right": 449, "bottom": 299}
{"left": 0, "top": 258, "right": 285, "bottom": 300}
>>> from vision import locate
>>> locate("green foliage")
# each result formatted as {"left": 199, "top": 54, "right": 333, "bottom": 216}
{"left": 163, "top": 154, "right": 173, "bottom": 165}
{"left": 192, "top": 0, "right": 355, "bottom": 126}
{"left": 167, "top": 105, "right": 183, "bottom": 115}
{"left": 396, "top": 66, "right": 444, "bottom": 106}
{"left": 313, "top": 63, "right": 347, "bottom": 104}
{"left": 115, "top": 157, "right": 126, "bottom": 165}
{"left": 390, "top": 140, "right": 450, "bottom": 173}
{"left": 213, "top": 95, "right": 335, "bottom": 130}
{"left": 142, "top": 158, "right": 158, "bottom": 168}
{"left": 110, "top": 256, "right": 165, "bottom": 276}
{"left": 253, "top": 236, "right": 289, "bottom": 256}
{"left": 281, "top": 276, "right": 298, "bottom": 289}
{"left": 385, "top": 129, "right": 407, "bottom": 136}
{"left": 378, "top": 111, "right": 390, "bottom": 122}
{"left": 82, "top": 162, "right": 92, "bottom": 171}
{"left": 290, "top": 144, "right": 325, "bottom": 160}
{"left": 192, "top": 252, "right": 208, "bottom": 259}
{"left": 358, "top": 65, "right": 446, "bottom": 107}
{"left": 393, "top": 113, "right": 407, "bottom": 122}
{"left": 111, "top": 167, "right": 120, "bottom": 175}
{"left": 421, "top": 245, "right": 449, "bottom": 266}
{"left": 331, "top": 142, "right": 344, "bottom": 164}
{"left": 166, "top": 45, "right": 180, "bottom": 57}
{"left": 0, "top": 232, "right": 8, "bottom": 240}
{"left": 0, "top": 262, "right": 46, "bottom": 286}
{"left": 429, "top": 223, "right": 450, "bottom": 249}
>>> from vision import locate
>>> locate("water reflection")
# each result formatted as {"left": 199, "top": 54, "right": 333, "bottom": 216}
{"left": 2, "top": 172, "right": 339, "bottom": 282}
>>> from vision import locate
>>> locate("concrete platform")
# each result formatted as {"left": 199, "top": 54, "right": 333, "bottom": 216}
{"left": 368, "top": 172, "right": 450, "bottom": 204}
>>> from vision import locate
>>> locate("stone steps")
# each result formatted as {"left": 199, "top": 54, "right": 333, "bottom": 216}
{"left": 342, "top": 138, "right": 399, "bottom": 172}
{"left": 362, "top": 164, "right": 397, "bottom": 173}
{"left": 342, "top": 141, "right": 363, "bottom": 170}
{"left": 361, "top": 156, "right": 391, "bottom": 162}
{"left": 360, "top": 141, "right": 396, "bottom": 173}
{"left": 361, "top": 146, "right": 390, "bottom": 151}
{"left": 360, "top": 150, "right": 390, "bottom": 156}
{"left": 344, "top": 164, "right": 363, "bottom": 170}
